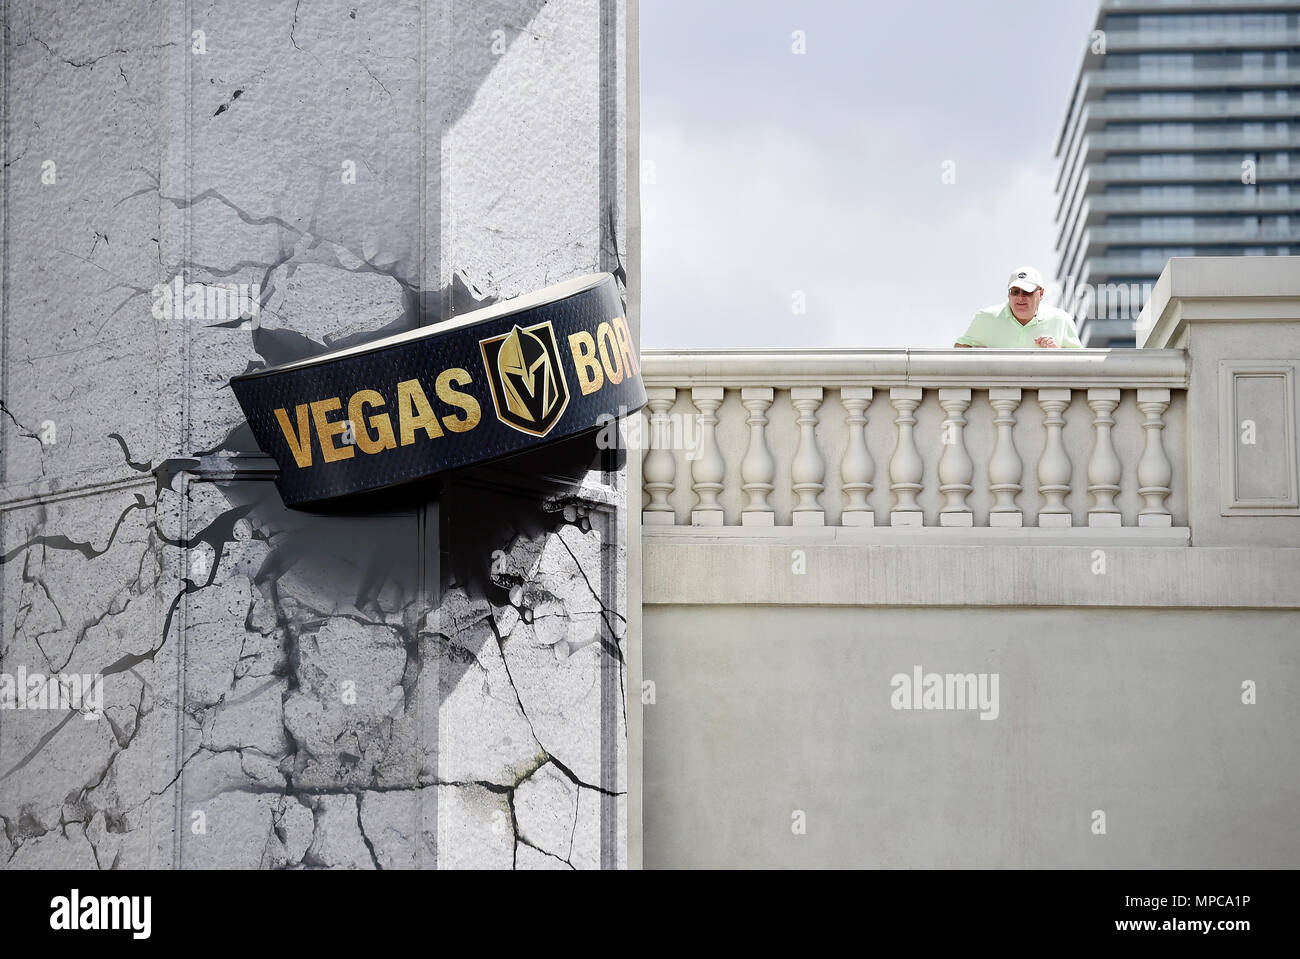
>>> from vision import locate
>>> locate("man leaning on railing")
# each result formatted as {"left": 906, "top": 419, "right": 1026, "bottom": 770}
{"left": 953, "top": 267, "right": 1083, "bottom": 349}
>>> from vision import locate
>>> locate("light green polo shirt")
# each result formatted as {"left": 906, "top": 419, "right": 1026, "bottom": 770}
{"left": 955, "top": 301, "right": 1084, "bottom": 349}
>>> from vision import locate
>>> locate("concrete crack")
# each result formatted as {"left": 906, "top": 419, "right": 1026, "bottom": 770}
{"left": 0, "top": 494, "right": 149, "bottom": 566}
{"left": 355, "top": 794, "right": 383, "bottom": 870}
{"left": 0, "top": 399, "right": 40, "bottom": 442}
{"left": 485, "top": 614, "right": 548, "bottom": 759}
{"left": 0, "top": 711, "right": 78, "bottom": 782}
{"left": 546, "top": 753, "right": 624, "bottom": 799}
{"left": 28, "top": 34, "right": 177, "bottom": 68}
{"left": 290, "top": 0, "right": 304, "bottom": 51}
{"left": 212, "top": 88, "right": 244, "bottom": 117}
{"left": 363, "top": 65, "right": 390, "bottom": 97}
{"left": 553, "top": 527, "right": 626, "bottom": 665}
{"left": 516, "top": 834, "right": 574, "bottom": 869}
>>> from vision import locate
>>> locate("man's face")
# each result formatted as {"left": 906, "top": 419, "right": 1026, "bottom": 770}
{"left": 1008, "top": 286, "right": 1043, "bottom": 323}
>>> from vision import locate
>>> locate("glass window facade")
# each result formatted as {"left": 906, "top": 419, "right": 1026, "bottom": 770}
{"left": 1056, "top": 3, "right": 1300, "bottom": 347}
{"left": 1107, "top": 12, "right": 1296, "bottom": 31}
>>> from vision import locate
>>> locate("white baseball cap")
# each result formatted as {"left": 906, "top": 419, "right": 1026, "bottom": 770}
{"left": 1006, "top": 267, "right": 1044, "bottom": 294}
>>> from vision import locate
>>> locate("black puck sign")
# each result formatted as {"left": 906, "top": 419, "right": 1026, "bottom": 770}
{"left": 231, "top": 273, "right": 646, "bottom": 507}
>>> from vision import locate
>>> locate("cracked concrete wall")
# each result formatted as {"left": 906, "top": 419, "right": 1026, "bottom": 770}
{"left": 1, "top": 0, "right": 629, "bottom": 869}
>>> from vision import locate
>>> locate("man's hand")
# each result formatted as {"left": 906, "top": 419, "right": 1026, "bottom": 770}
{"left": 1034, "top": 336, "right": 1059, "bottom": 348}
{"left": 953, "top": 342, "right": 974, "bottom": 348}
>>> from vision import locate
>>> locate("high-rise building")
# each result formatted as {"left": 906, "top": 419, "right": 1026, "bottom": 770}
{"left": 1055, "top": 1, "right": 1299, "bottom": 347}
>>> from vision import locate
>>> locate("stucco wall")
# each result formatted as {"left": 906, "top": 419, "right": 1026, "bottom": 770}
{"left": 644, "top": 602, "right": 1300, "bottom": 868}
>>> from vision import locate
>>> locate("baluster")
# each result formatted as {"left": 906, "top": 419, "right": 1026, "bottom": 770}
{"left": 840, "top": 387, "right": 875, "bottom": 527}
{"left": 1136, "top": 388, "right": 1172, "bottom": 527}
{"left": 889, "top": 387, "right": 924, "bottom": 526}
{"left": 938, "top": 388, "right": 973, "bottom": 527}
{"left": 642, "top": 388, "right": 677, "bottom": 525}
{"left": 988, "top": 388, "right": 1023, "bottom": 527}
{"left": 790, "top": 387, "right": 825, "bottom": 526}
{"left": 1036, "top": 388, "right": 1073, "bottom": 527}
{"left": 1087, "top": 388, "right": 1122, "bottom": 527}
{"left": 690, "top": 386, "right": 726, "bottom": 526}
{"left": 740, "top": 387, "right": 775, "bottom": 526}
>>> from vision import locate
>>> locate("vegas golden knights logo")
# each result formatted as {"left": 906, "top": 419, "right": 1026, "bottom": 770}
{"left": 479, "top": 320, "right": 570, "bottom": 436}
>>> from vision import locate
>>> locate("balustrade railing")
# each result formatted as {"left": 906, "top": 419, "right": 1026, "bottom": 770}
{"left": 638, "top": 350, "right": 1189, "bottom": 531}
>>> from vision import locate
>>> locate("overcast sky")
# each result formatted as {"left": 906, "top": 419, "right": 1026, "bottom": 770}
{"left": 639, "top": 0, "right": 1101, "bottom": 349}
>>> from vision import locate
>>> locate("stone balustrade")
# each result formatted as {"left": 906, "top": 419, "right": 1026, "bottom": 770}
{"left": 637, "top": 349, "right": 1189, "bottom": 536}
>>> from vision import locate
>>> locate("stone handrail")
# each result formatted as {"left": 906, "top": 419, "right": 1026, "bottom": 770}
{"left": 637, "top": 349, "right": 1189, "bottom": 535}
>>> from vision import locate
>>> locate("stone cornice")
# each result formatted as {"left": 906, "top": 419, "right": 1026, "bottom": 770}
{"left": 641, "top": 348, "right": 1189, "bottom": 389}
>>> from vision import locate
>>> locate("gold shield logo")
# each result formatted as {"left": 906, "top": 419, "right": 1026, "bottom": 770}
{"left": 479, "top": 320, "right": 570, "bottom": 436}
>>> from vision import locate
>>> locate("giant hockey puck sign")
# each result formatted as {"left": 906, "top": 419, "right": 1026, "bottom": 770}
{"left": 231, "top": 273, "right": 645, "bottom": 507}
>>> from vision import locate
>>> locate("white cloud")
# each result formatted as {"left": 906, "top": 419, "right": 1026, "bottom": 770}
{"left": 641, "top": 121, "right": 1060, "bottom": 349}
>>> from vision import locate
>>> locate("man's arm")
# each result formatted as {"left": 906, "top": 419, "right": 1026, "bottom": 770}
{"left": 953, "top": 342, "right": 974, "bottom": 348}
{"left": 953, "top": 309, "right": 989, "bottom": 348}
